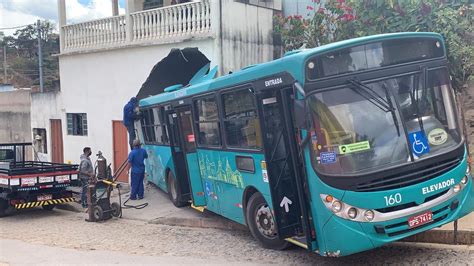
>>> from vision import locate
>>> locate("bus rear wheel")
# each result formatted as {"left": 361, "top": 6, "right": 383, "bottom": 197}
{"left": 246, "top": 193, "right": 289, "bottom": 250}
{"left": 167, "top": 171, "right": 186, "bottom": 208}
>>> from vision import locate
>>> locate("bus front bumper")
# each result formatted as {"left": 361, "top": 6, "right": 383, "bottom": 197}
{"left": 319, "top": 177, "right": 473, "bottom": 257}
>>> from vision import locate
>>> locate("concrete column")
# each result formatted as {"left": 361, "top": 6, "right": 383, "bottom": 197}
{"left": 211, "top": 0, "right": 224, "bottom": 76}
{"left": 125, "top": 0, "right": 134, "bottom": 42}
{"left": 57, "top": 0, "right": 66, "bottom": 52}
{"left": 112, "top": 0, "right": 119, "bottom": 16}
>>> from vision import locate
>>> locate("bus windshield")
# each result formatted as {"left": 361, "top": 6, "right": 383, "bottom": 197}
{"left": 309, "top": 68, "right": 462, "bottom": 175}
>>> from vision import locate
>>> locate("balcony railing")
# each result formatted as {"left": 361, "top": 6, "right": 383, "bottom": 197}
{"left": 61, "top": 1, "right": 212, "bottom": 53}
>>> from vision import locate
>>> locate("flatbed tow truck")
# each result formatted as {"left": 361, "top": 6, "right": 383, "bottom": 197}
{"left": 0, "top": 143, "right": 79, "bottom": 217}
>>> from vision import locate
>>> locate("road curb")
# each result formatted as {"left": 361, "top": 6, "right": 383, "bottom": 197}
{"left": 401, "top": 230, "right": 473, "bottom": 245}
{"left": 148, "top": 216, "right": 248, "bottom": 232}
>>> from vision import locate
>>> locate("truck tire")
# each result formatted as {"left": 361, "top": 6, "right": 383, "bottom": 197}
{"left": 42, "top": 204, "right": 55, "bottom": 211}
{"left": 0, "top": 199, "right": 8, "bottom": 218}
{"left": 167, "top": 171, "right": 186, "bottom": 208}
{"left": 246, "top": 192, "right": 290, "bottom": 250}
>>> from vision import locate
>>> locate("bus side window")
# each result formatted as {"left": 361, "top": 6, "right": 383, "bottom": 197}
{"left": 222, "top": 88, "right": 262, "bottom": 150}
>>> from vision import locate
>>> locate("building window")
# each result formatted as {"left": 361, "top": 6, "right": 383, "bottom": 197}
{"left": 194, "top": 96, "right": 221, "bottom": 147}
{"left": 33, "top": 128, "right": 47, "bottom": 153}
{"left": 222, "top": 88, "right": 262, "bottom": 149}
{"left": 143, "top": 0, "right": 163, "bottom": 10}
{"left": 67, "top": 113, "right": 88, "bottom": 136}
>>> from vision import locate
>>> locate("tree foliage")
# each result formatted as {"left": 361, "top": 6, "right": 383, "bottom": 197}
{"left": 274, "top": 0, "right": 473, "bottom": 90}
{"left": 0, "top": 20, "right": 59, "bottom": 91}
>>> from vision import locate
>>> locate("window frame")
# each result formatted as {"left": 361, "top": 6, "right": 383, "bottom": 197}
{"left": 220, "top": 86, "right": 262, "bottom": 151}
{"left": 192, "top": 94, "right": 222, "bottom": 148}
{"left": 140, "top": 106, "right": 170, "bottom": 146}
{"left": 66, "top": 113, "right": 88, "bottom": 136}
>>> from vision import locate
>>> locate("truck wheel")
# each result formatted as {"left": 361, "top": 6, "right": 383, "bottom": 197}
{"left": 167, "top": 171, "right": 186, "bottom": 208}
{"left": 0, "top": 199, "right": 8, "bottom": 218}
{"left": 93, "top": 205, "right": 104, "bottom": 221}
{"left": 42, "top": 204, "right": 55, "bottom": 211}
{"left": 111, "top": 202, "right": 121, "bottom": 217}
{"left": 246, "top": 193, "right": 290, "bottom": 250}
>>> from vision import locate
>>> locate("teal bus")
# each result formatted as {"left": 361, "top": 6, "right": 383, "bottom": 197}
{"left": 137, "top": 32, "right": 473, "bottom": 256}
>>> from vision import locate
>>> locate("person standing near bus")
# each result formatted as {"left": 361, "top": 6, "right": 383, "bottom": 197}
{"left": 123, "top": 97, "right": 138, "bottom": 149}
{"left": 127, "top": 139, "right": 148, "bottom": 200}
{"left": 79, "top": 147, "right": 94, "bottom": 208}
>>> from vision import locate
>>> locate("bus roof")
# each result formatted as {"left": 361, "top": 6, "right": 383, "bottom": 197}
{"left": 140, "top": 32, "right": 443, "bottom": 107}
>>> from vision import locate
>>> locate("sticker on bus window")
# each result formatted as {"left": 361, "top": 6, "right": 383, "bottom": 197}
{"left": 261, "top": 161, "right": 268, "bottom": 183}
{"left": 408, "top": 131, "right": 430, "bottom": 157}
{"left": 319, "top": 151, "right": 337, "bottom": 164}
{"left": 428, "top": 128, "right": 448, "bottom": 146}
{"left": 187, "top": 134, "right": 195, "bottom": 142}
{"left": 338, "top": 141, "right": 371, "bottom": 155}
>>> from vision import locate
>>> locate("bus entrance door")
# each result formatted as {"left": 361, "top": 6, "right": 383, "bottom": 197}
{"left": 172, "top": 106, "right": 206, "bottom": 206}
{"left": 257, "top": 86, "right": 313, "bottom": 250}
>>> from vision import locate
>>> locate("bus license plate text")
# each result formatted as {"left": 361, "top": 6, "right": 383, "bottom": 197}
{"left": 408, "top": 211, "right": 433, "bottom": 229}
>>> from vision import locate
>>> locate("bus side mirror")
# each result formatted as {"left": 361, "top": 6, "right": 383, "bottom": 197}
{"left": 294, "top": 99, "right": 307, "bottom": 130}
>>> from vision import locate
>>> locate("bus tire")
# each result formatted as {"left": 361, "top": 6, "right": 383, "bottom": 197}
{"left": 167, "top": 171, "right": 186, "bottom": 208}
{"left": 0, "top": 198, "right": 8, "bottom": 218}
{"left": 42, "top": 204, "right": 55, "bottom": 211}
{"left": 246, "top": 192, "right": 290, "bottom": 250}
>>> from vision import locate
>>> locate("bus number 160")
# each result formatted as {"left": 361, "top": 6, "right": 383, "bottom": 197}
{"left": 384, "top": 193, "right": 402, "bottom": 206}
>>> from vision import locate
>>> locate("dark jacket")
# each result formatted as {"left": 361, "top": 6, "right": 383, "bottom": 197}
{"left": 123, "top": 100, "right": 136, "bottom": 127}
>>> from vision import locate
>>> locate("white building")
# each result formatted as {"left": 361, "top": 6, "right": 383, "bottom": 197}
{"left": 32, "top": 0, "right": 282, "bottom": 182}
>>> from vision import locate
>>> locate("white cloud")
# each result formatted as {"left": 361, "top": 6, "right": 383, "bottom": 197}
{"left": 0, "top": 0, "right": 126, "bottom": 36}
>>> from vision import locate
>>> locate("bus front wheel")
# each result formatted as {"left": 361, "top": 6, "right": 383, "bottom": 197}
{"left": 167, "top": 171, "right": 186, "bottom": 208}
{"left": 246, "top": 193, "right": 289, "bottom": 250}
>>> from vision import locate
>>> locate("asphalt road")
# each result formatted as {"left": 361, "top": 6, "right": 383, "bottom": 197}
{"left": 0, "top": 208, "right": 473, "bottom": 265}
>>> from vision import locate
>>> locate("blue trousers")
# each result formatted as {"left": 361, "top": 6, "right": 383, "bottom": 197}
{"left": 130, "top": 172, "right": 145, "bottom": 199}
{"left": 126, "top": 124, "right": 136, "bottom": 149}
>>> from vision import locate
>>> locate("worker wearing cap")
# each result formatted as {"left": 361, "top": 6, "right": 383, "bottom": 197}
{"left": 127, "top": 139, "right": 148, "bottom": 200}
{"left": 123, "top": 97, "right": 138, "bottom": 149}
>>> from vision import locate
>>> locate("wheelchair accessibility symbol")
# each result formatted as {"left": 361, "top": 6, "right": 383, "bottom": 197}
{"left": 408, "top": 131, "right": 430, "bottom": 157}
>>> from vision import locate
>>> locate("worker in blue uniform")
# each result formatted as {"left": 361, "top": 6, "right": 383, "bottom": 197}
{"left": 127, "top": 139, "right": 148, "bottom": 200}
{"left": 123, "top": 97, "right": 139, "bottom": 149}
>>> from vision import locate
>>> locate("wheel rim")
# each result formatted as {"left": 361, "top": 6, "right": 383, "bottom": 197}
{"left": 255, "top": 204, "right": 277, "bottom": 239}
{"left": 93, "top": 208, "right": 101, "bottom": 220}
{"left": 169, "top": 178, "right": 177, "bottom": 201}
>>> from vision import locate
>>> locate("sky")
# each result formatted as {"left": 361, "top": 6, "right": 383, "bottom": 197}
{"left": 0, "top": 0, "right": 126, "bottom": 36}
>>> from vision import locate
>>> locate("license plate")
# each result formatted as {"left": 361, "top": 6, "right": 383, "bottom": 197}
{"left": 21, "top": 177, "right": 36, "bottom": 186}
{"left": 37, "top": 194, "right": 52, "bottom": 201}
{"left": 408, "top": 210, "right": 433, "bottom": 229}
{"left": 39, "top": 176, "right": 54, "bottom": 183}
{"left": 55, "top": 175, "right": 70, "bottom": 183}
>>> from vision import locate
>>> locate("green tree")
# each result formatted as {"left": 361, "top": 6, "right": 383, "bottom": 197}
{"left": 274, "top": 0, "right": 473, "bottom": 90}
{"left": 3, "top": 20, "right": 59, "bottom": 90}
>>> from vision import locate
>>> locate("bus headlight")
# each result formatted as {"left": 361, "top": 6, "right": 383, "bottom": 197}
{"left": 461, "top": 175, "right": 468, "bottom": 185}
{"left": 347, "top": 208, "right": 358, "bottom": 219}
{"left": 453, "top": 184, "right": 461, "bottom": 193}
{"left": 331, "top": 201, "right": 343, "bottom": 213}
{"left": 466, "top": 165, "right": 471, "bottom": 175}
{"left": 364, "top": 210, "right": 375, "bottom": 221}
{"left": 321, "top": 194, "right": 376, "bottom": 222}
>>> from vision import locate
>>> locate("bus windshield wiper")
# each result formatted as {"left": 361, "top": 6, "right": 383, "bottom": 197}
{"left": 411, "top": 71, "right": 425, "bottom": 133}
{"left": 348, "top": 79, "right": 400, "bottom": 136}
{"left": 347, "top": 79, "right": 393, "bottom": 113}
{"left": 382, "top": 83, "right": 401, "bottom": 136}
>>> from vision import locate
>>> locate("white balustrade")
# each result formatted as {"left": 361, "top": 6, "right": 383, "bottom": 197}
{"left": 63, "top": 15, "right": 126, "bottom": 51}
{"left": 131, "top": 1, "right": 211, "bottom": 42}
{"left": 62, "top": 1, "right": 212, "bottom": 53}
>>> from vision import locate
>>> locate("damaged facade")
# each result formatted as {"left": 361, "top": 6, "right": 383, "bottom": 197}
{"left": 32, "top": 0, "right": 282, "bottom": 181}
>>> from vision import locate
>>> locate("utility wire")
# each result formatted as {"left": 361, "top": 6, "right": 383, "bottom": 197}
{"left": 0, "top": 24, "right": 34, "bottom": 30}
